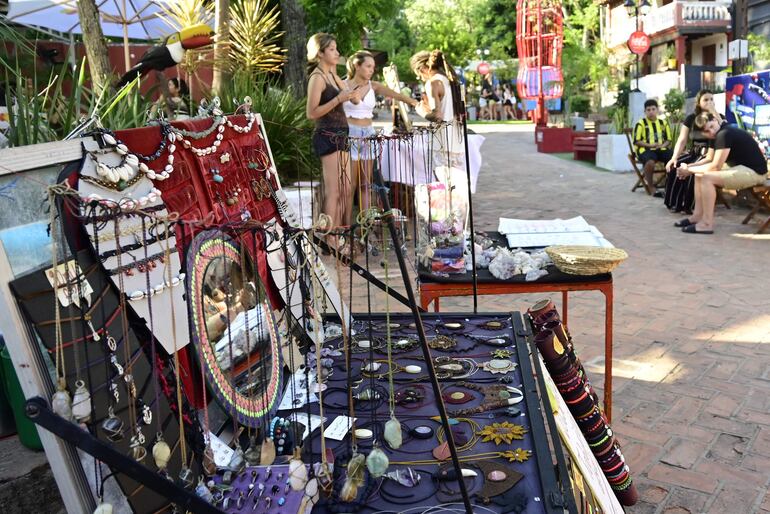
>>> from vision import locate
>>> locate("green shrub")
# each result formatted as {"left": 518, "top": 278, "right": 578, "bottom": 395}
{"left": 569, "top": 95, "right": 591, "bottom": 116}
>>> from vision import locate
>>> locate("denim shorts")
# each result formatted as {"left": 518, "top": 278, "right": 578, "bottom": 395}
{"left": 348, "top": 124, "right": 376, "bottom": 161}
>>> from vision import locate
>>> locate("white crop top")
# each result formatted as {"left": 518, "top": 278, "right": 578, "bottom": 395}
{"left": 343, "top": 82, "right": 376, "bottom": 119}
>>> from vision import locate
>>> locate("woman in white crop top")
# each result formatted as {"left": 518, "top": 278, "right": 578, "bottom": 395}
{"left": 343, "top": 50, "right": 417, "bottom": 220}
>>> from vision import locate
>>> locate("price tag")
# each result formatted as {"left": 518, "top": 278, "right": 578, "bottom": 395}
{"left": 324, "top": 415, "right": 356, "bottom": 441}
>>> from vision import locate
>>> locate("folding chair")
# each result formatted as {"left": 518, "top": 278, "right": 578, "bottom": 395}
{"left": 624, "top": 128, "right": 666, "bottom": 195}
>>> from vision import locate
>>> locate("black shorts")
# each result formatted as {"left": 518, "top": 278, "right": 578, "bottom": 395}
{"left": 313, "top": 128, "right": 349, "bottom": 157}
{"left": 504, "top": 100, "right": 513, "bottom": 106}
{"left": 638, "top": 149, "right": 673, "bottom": 165}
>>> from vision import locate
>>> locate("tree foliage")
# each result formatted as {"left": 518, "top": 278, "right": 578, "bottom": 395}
{"left": 300, "top": 0, "right": 399, "bottom": 53}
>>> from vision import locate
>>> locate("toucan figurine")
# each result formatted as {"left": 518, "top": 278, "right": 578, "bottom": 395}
{"left": 116, "top": 24, "right": 214, "bottom": 87}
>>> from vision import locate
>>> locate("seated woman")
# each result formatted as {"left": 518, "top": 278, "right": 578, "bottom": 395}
{"left": 675, "top": 113, "right": 769, "bottom": 234}
{"left": 664, "top": 89, "right": 722, "bottom": 213}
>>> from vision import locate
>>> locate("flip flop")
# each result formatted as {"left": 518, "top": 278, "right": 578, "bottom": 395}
{"left": 682, "top": 224, "right": 713, "bottom": 234}
{"left": 674, "top": 218, "right": 693, "bottom": 227}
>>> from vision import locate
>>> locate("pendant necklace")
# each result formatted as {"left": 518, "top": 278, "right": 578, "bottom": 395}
{"left": 336, "top": 246, "right": 368, "bottom": 499}
{"left": 115, "top": 219, "right": 146, "bottom": 459}
{"left": 309, "top": 260, "right": 333, "bottom": 496}
{"left": 49, "top": 191, "right": 72, "bottom": 421}
{"left": 162, "top": 233, "right": 193, "bottom": 487}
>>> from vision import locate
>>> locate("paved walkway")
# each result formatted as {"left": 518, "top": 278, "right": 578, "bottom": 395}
{"left": 341, "top": 123, "right": 770, "bottom": 513}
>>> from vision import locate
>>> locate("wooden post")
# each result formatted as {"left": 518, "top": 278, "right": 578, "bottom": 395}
{"left": 279, "top": 0, "right": 308, "bottom": 97}
{"left": 212, "top": 0, "right": 231, "bottom": 93}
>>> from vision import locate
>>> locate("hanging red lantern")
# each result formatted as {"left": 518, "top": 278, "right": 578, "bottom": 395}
{"left": 516, "top": 0, "right": 564, "bottom": 125}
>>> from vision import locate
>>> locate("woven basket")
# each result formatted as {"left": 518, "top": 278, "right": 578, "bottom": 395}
{"left": 545, "top": 245, "right": 628, "bottom": 275}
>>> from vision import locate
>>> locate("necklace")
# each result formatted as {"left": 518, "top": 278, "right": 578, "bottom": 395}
{"left": 389, "top": 448, "right": 532, "bottom": 466}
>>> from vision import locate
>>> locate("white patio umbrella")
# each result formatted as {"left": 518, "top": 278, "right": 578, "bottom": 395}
{"left": 2, "top": 0, "right": 171, "bottom": 69}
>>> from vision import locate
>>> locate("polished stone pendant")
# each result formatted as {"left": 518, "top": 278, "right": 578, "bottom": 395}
{"left": 51, "top": 379, "right": 73, "bottom": 421}
{"left": 482, "top": 359, "right": 517, "bottom": 374}
{"left": 366, "top": 447, "right": 389, "bottom": 478}
{"left": 93, "top": 501, "right": 113, "bottom": 514}
{"left": 259, "top": 437, "right": 276, "bottom": 465}
{"left": 288, "top": 448, "right": 308, "bottom": 491}
{"left": 340, "top": 453, "right": 366, "bottom": 501}
{"left": 384, "top": 416, "right": 403, "bottom": 449}
{"left": 71, "top": 380, "right": 91, "bottom": 423}
{"left": 101, "top": 407, "right": 124, "bottom": 442}
{"left": 152, "top": 435, "right": 171, "bottom": 471}
{"left": 432, "top": 441, "right": 451, "bottom": 461}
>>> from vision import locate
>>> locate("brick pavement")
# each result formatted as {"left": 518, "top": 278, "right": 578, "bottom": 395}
{"left": 337, "top": 123, "right": 770, "bottom": 513}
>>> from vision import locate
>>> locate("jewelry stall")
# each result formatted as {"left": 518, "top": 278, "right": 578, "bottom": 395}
{"left": 0, "top": 100, "right": 636, "bottom": 513}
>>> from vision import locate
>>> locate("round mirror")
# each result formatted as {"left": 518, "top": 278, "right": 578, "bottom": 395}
{"left": 187, "top": 230, "right": 282, "bottom": 427}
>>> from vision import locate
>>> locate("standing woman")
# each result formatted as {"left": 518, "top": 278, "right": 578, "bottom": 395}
{"left": 502, "top": 84, "right": 516, "bottom": 120}
{"left": 663, "top": 89, "right": 723, "bottom": 213}
{"left": 343, "top": 51, "right": 418, "bottom": 217}
{"left": 306, "top": 33, "right": 361, "bottom": 241}
{"left": 410, "top": 49, "right": 466, "bottom": 168}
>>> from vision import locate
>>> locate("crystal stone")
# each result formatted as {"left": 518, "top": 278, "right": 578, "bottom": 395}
{"left": 365, "top": 447, "right": 389, "bottom": 477}
{"left": 384, "top": 417, "right": 403, "bottom": 449}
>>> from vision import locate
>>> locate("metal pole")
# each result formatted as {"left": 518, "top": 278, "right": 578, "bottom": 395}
{"left": 370, "top": 157, "right": 474, "bottom": 513}
{"left": 460, "top": 97, "right": 479, "bottom": 313}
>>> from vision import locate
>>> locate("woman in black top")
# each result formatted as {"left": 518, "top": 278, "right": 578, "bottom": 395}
{"left": 306, "top": 33, "right": 361, "bottom": 243}
{"left": 663, "top": 89, "right": 722, "bottom": 212}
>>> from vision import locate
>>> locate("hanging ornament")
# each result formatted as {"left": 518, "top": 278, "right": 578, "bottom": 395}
{"left": 71, "top": 380, "right": 92, "bottom": 423}
{"left": 260, "top": 437, "right": 276, "bottom": 465}
{"left": 244, "top": 435, "right": 261, "bottom": 466}
{"left": 179, "top": 466, "right": 195, "bottom": 489}
{"left": 130, "top": 434, "right": 147, "bottom": 462}
{"left": 365, "top": 447, "right": 389, "bottom": 478}
{"left": 340, "top": 453, "right": 366, "bottom": 502}
{"left": 93, "top": 501, "right": 113, "bottom": 514}
{"left": 202, "top": 444, "right": 217, "bottom": 476}
{"left": 228, "top": 444, "right": 246, "bottom": 474}
{"left": 288, "top": 448, "right": 308, "bottom": 491}
{"left": 195, "top": 477, "right": 214, "bottom": 503}
{"left": 152, "top": 434, "right": 171, "bottom": 471}
{"left": 101, "top": 407, "right": 124, "bottom": 442}
{"left": 51, "top": 378, "right": 73, "bottom": 421}
{"left": 384, "top": 416, "right": 403, "bottom": 449}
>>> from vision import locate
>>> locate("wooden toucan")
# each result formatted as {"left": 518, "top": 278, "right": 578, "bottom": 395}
{"left": 116, "top": 24, "right": 214, "bottom": 87}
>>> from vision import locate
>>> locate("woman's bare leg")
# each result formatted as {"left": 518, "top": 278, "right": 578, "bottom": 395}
{"left": 689, "top": 175, "right": 704, "bottom": 223}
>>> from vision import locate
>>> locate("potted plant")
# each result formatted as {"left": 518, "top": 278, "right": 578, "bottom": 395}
{"left": 665, "top": 45, "right": 677, "bottom": 71}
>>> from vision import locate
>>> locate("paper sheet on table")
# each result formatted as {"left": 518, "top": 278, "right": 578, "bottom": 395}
{"left": 505, "top": 231, "right": 613, "bottom": 248}
{"left": 498, "top": 216, "right": 592, "bottom": 234}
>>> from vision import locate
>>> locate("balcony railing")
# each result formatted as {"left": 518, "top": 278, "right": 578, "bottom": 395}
{"left": 605, "top": 0, "right": 732, "bottom": 48}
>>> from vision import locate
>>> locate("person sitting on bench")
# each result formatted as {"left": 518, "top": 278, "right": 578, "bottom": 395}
{"left": 633, "top": 99, "right": 673, "bottom": 197}
{"left": 674, "top": 113, "right": 769, "bottom": 234}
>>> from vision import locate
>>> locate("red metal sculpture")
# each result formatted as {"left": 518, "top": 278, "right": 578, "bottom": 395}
{"left": 516, "top": 0, "right": 564, "bottom": 125}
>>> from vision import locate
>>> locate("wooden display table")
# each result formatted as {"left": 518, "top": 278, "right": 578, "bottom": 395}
{"left": 419, "top": 267, "right": 615, "bottom": 421}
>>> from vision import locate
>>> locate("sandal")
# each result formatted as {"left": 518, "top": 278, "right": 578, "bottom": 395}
{"left": 674, "top": 218, "right": 693, "bottom": 228}
{"left": 682, "top": 224, "right": 713, "bottom": 234}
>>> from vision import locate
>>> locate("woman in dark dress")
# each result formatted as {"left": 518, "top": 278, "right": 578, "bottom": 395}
{"left": 306, "top": 33, "right": 361, "bottom": 244}
{"left": 664, "top": 90, "right": 723, "bottom": 212}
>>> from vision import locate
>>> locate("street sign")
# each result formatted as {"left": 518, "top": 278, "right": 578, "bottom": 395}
{"left": 627, "top": 31, "right": 650, "bottom": 55}
{"left": 477, "top": 61, "right": 490, "bottom": 75}
{"left": 728, "top": 39, "right": 749, "bottom": 60}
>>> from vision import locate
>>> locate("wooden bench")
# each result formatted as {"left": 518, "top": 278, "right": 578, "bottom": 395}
{"left": 741, "top": 181, "right": 770, "bottom": 233}
{"left": 572, "top": 131, "right": 598, "bottom": 162}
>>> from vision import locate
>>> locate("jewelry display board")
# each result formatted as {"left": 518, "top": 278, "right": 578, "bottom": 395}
{"left": 280, "top": 312, "right": 567, "bottom": 514}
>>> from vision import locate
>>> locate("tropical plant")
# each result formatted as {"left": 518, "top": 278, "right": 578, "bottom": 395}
{"left": 608, "top": 105, "right": 627, "bottom": 134}
{"left": 216, "top": 71, "right": 317, "bottom": 182}
{"left": 228, "top": 0, "right": 286, "bottom": 76}
{"left": 748, "top": 33, "right": 770, "bottom": 72}
{"left": 663, "top": 87, "right": 686, "bottom": 123}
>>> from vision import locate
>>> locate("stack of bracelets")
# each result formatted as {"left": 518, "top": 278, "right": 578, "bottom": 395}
{"left": 528, "top": 300, "right": 639, "bottom": 506}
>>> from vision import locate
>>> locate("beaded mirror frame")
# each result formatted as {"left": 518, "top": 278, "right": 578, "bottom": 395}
{"left": 187, "top": 229, "right": 283, "bottom": 427}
